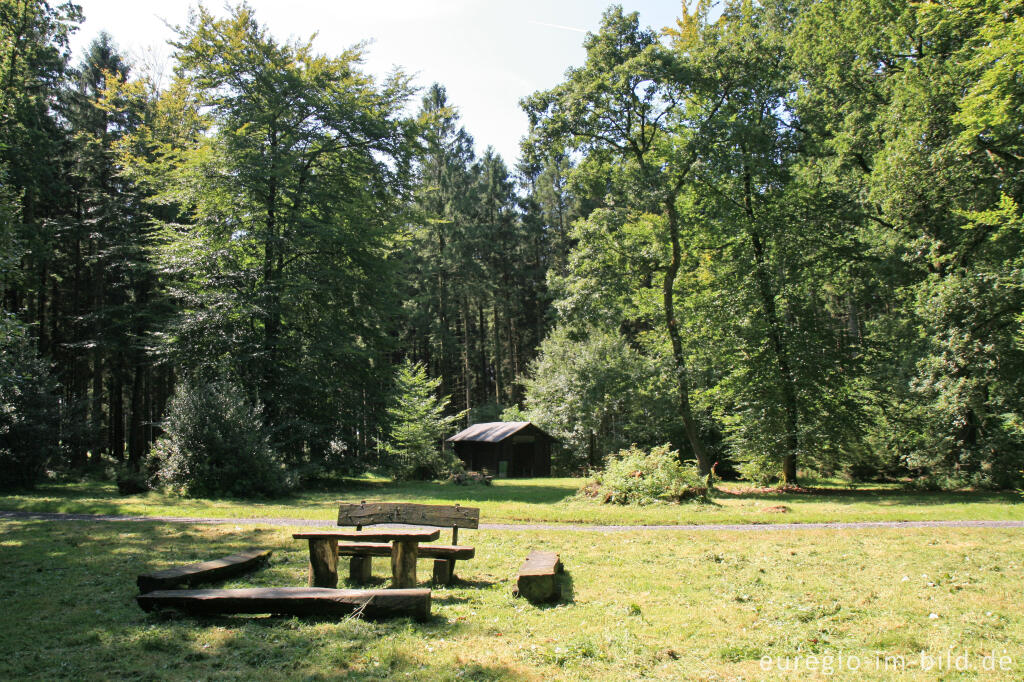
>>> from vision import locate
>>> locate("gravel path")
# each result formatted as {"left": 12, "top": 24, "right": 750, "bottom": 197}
{"left": 2, "top": 509, "right": 1022, "bottom": 532}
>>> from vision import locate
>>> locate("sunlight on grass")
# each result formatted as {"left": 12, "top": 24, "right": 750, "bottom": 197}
{"left": 2, "top": 477, "right": 1022, "bottom": 527}
{"left": 1, "top": 519, "right": 1021, "bottom": 679}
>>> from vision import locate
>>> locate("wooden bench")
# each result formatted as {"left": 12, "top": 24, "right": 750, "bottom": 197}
{"left": 514, "top": 550, "right": 563, "bottom": 603}
{"left": 136, "top": 587, "right": 431, "bottom": 621}
{"left": 136, "top": 548, "right": 272, "bottom": 593}
{"left": 337, "top": 501, "right": 479, "bottom": 586}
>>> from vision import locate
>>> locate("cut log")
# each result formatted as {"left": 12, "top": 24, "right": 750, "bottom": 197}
{"left": 349, "top": 556, "right": 372, "bottom": 584}
{"left": 391, "top": 539, "right": 419, "bottom": 588}
{"left": 136, "top": 587, "right": 431, "bottom": 621}
{"left": 336, "top": 543, "right": 474, "bottom": 560}
{"left": 432, "top": 558, "right": 454, "bottom": 586}
{"left": 515, "top": 550, "right": 563, "bottom": 603}
{"left": 136, "top": 548, "right": 272, "bottom": 593}
{"left": 306, "top": 537, "right": 339, "bottom": 588}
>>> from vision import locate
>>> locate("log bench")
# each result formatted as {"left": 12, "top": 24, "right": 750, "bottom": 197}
{"left": 136, "top": 587, "right": 431, "bottom": 621}
{"left": 336, "top": 501, "right": 479, "bottom": 586}
{"left": 514, "top": 550, "right": 563, "bottom": 603}
{"left": 136, "top": 548, "right": 272, "bottom": 593}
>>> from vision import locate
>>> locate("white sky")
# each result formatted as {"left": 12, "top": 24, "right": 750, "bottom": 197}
{"left": 68, "top": 1, "right": 686, "bottom": 166}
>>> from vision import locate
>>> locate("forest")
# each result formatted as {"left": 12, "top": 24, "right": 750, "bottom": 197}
{"left": 1, "top": 0, "right": 1022, "bottom": 494}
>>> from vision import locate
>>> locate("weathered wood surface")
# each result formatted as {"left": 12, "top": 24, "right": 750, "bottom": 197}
{"left": 136, "top": 548, "right": 272, "bottom": 593}
{"left": 335, "top": 542, "right": 475, "bottom": 560}
{"left": 136, "top": 587, "right": 431, "bottom": 621}
{"left": 390, "top": 539, "right": 419, "bottom": 588}
{"left": 337, "top": 502, "right": 480, "bottom": 529}
{"left": 432, "top": 559, "right": 454, "bottom": 585}
{"left": 515, "top": 551, "right": 563, "bottom": 603}
{"left": 306, "top": 537, "right": 338, "bottom": 588}
{"left": 294, "top": 529, "right": 440, "bottom": 543}
{"left": 349, "top": 556, "right": 372, "bottom": 583}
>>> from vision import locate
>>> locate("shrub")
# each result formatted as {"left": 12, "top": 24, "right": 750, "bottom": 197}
{"left": 0, "top": 315, "right": 61, "bottom": 489}
{"left": 583, "top": 443, "right": 711, "bottom": 505}
{"left": 149, "top": 378, "right": 289, "bottom": 497}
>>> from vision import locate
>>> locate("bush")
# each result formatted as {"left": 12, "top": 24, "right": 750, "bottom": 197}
{"left": 583, "top": 443, "right": 711, "bottom": 505}
{"left": 149, "top": 378, "right": 289, "bottom": 497}
{"left": 0, "top": 315, "right": 61, "bottom": 490}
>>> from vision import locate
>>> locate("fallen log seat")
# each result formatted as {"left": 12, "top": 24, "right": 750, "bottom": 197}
{"left": 137, "top": 548, "right": 272, "bottom": 593}
{"left": 136, "top": 587, "right": 431, "bottom": 621}
{"left": 514, "top": 550, "right": 563, "bottom": 603}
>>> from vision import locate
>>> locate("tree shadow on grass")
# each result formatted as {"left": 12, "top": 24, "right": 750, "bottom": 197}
{"left": 716, "top": 487, "right": 1021, "bottom": 507}
{"left": 0, "top": 520, "right": 527, "bottom": 680}
{"left": 333, "top": 480, "right": 577, "bottom": 505}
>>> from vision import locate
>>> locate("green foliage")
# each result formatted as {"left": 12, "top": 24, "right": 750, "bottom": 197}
{"left": 382, "top": 360, "right": 465, "bottom": 481}
{"left": 0, "top": 315, "right": 61, "bottom": 489}
{"left": 585, "top": 444, "right": 710, "bottom": 505}
{"left": 519, "top": 325, "right": 678, "bottom": 473}
{"left": 149, "top": 377, "right": 289, "bottom": 497}
{"left": 133, "top": 4, "right": 415, "bottom": 470}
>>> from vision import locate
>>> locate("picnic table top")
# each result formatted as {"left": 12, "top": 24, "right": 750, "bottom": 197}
{"left": 292, "top": 529, "right": 440, "bottom": 543}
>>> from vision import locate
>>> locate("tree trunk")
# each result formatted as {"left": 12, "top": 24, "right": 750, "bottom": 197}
{"left": 664, "top": 200, "right": 712, "bottom": 476}
{"left": 109, "top": 369, "right": 125, "bottom": 461}
{"left": 742, "top": 163, "right": 799, "bottom": 484}
{"left": 461, "top": 297, "right": 472, "bottom": 421}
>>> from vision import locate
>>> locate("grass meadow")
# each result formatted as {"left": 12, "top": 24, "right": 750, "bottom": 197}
{"left": 2, "top": 478, "right": 1022, "bottom": 679}
{"left": 1, "top": 518, "right": 1022, "bottom": 680}
{"left": 2, "top": 477, "right": 1023, "bottom": 526}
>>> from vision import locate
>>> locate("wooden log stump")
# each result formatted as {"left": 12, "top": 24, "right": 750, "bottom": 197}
{"left": 349, "top": 556, "right": 372, "bottom": 584}
{"left": 390, "top": 539, "right": 419, "bottom": 588}
{"left": 432, "top": 558, "right": 454, "bottom": 585}
{"left": 136, "top": 587, "right": 432, "bottom": 621}
{"left": 307, "top": 537, "right": 338, "bottom": 588}
{"left": 515, "top": 550, "right": 563, "bottom": 603}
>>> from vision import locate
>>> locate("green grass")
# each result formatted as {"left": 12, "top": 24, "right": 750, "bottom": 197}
{"left": 2, "top": 518, "right": 1022, "bottom": 679}
{"left": 2, "top": 477, "right": 1022, "bottom": 527}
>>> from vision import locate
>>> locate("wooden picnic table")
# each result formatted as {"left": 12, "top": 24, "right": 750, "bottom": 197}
{"left": 293, "top": 528, "right": 440, "bottom": 589}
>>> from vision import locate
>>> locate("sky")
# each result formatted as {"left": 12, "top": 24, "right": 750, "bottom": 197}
{"left": 68, "top": 1, "right": 685, "bottom": 166}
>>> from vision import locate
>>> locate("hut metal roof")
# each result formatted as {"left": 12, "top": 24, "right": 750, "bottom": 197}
{"left": 446, "top": 421, "right": 543, "bottom": 443}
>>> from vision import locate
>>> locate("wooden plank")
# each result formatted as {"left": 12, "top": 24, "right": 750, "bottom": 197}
{"left": 336, "top": 543, "right": 475, "bottom": 560}
{"left": 294, "top": 529, "right": 440, "bottom": 543}
{"left": 136, "top": 587, "right": 431, "bottom": 621}
{"left": 136, "top": 549, "right": 272, "bottom": 593}
{"left": 515, "top": 551, "right": 563, "bottom": 603}
{"left": 337, "top": 502, "right": 480, "bottom": 529}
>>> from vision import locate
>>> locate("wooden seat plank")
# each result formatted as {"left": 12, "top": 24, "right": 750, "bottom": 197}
{"left": 137, "top": 548, "right": 272, "bottom": 593}
{"left": 336, "top": 542, "right": 475, "bottom": 560}
{"left": 136, "top": 587, "right": 431, "bottom": 621}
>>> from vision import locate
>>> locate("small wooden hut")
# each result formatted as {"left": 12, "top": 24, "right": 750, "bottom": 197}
{"left": 446, "top": 422, "right": 554, "bottom": 478}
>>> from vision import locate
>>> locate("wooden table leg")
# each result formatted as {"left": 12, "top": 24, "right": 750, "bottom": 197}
{"left": 391, "top": 539, "right": 419, "bottom": 588}
{"left": 307, "top": 537, "right": 338, "bottom": 588}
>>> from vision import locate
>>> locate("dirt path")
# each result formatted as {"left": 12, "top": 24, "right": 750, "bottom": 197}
{"left": 2, "top": 509, "right": 1022, "bottom": 532}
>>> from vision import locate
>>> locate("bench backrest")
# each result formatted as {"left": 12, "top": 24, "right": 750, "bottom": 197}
{"left": 337, "top": 501, "right": 480, "bottom": 544}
